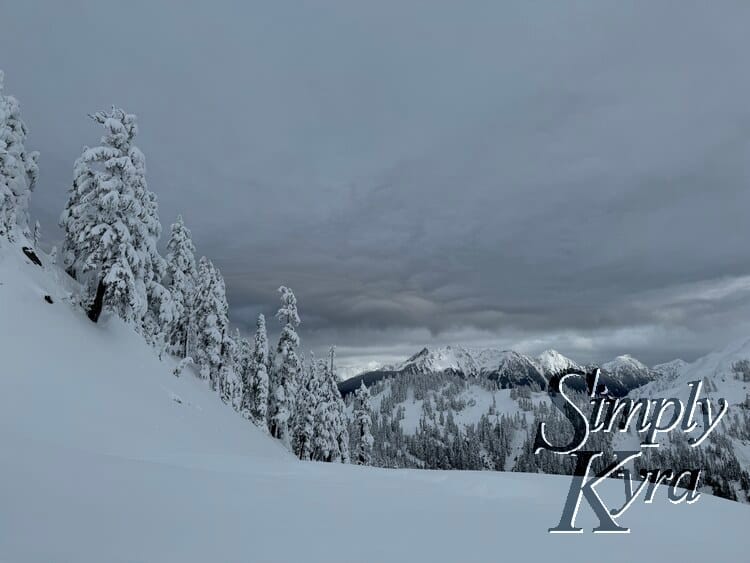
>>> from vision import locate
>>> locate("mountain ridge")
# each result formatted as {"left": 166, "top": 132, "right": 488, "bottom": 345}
{"left": 340, "top": 344, "right": 658, "bottom": 397}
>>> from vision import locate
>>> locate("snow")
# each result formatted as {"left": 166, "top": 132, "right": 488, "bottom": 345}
{"left": 391, "top": 345, "right": 546, "bottom": 377}
{"left": 535, "top": 348, "right": 580, "bottom": 375}
{"left": 1, "top": 239, "right": 748, "bottom": 562}
{"left": 632, "top": 337, "right": 750, "bottom": 406}
{"left": 602, "top": 353, "right": 649, "bottom": 373}
{"left": 651, "top": 358, "right": 689, "bottom": 382}
{"left": 394, "top": 345, "right": 482, "bottom": 375}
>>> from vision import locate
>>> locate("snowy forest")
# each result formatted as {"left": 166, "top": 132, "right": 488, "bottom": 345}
{"left": 345, "top": 369, "right": 750, "bottom": 502}
{"left": 0, "top": 71, "right": 367, "bottom": 465}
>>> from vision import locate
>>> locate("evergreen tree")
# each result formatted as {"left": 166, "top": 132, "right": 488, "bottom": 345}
{"left": 293, "top": 352, "right": 317, "bottom": 460}
{"left": 192, "top": 257, "right": 229, "bottom": 390}
{"left": 268, "top": 286, "right": 301, "bottom": 447}
{"left": 312, "top": 347, "right": 350, "bottom": 463}
{"left": 0, "top": 70, "right": 39, "bottom": 241}
{"left": 353, "top": 381, "right": 374, "bottom": 465}
{"left": 234, "top": 328, "right": 253, "bottom": 415}
{"left": 164, "top": 215, "right": 198, "bottom": 357}
{"left": 219, "top": 331, "right": 243, "bottom": 410}
{"left": 329, "top": 348, "right": 351, "bottom": 463}
{"left": 59, "top": 107, "right": 167, "bottom": 326}
{"left": 244, "top": 314, "right": 270, "bottom": 427}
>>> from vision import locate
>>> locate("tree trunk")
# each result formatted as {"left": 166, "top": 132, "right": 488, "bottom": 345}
{"left": 87, "top": 278, "right": 106, "bottom": 323}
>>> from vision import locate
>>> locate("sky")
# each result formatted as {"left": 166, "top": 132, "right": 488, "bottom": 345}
{"left": 3, "top": 1, "right": 750, "bottom": 378}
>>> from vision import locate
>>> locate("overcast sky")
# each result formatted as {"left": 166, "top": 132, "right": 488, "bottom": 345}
{"left": 4, "top": 1, "right": 750, "bottom": 377}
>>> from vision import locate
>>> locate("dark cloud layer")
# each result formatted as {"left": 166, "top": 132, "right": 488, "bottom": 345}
{"left": 4, "top": 1, "right": 750, "bottom": 376}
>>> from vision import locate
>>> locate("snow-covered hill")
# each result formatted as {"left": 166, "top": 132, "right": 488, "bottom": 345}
{"left": 1, "top": 238, "right": 748, "bottom": 562}
{"left": 0, "top": 238, "right": 289, "bottom": 466}
{"left": 629, "top": 338, "right": 750, "bottom": 447}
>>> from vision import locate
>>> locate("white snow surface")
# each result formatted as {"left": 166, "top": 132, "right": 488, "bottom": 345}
{"left": 535, "top": 348, "right": 581, "bottom": 375}
{"left": 1, "top": 239, "right": 748, "bottom": 562}
{"left": 388, "top": 345, "right": 549, "bottom": 376}
{"left": 602, "top": 353, "right": 650, "bottom": 373}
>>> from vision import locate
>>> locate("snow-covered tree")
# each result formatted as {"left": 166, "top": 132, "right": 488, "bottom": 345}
{"left": 293, "top": 352, "right": 317, "bottom": 460}
{"left": 269, "top": 286, "right": 301, "bottom": 447}
{"left": 329, "top": 348, "right": 350, "bottom": 463}
{"left": 59, "top": 107, "right": 168, "bottom": 327}
{"left": 311, "top": 347, "right": 350, "bottom": 463}
{"left": 32, "top": 220, "right": 40, "bottom": 248}
{"left": 234, "top": 328, "right": 253, "bottom": 393}
{"left": 218, "top": 331, "right": 243, "bottom": 410}
{"left": 141, "top": 257, "right": 174, "bottom": 353}
{"left": 164, "top": 215, "right": 198, "bottom": 357}
{"left": 0, "top": 70, "right": 39, "bottom": 241}
{"left": 353, "top": 381, "right": 374, "bottom": 466}
{"left": 243, "top": 314, "right": 270, "bottom": 427}
{"left": 192, "top": 257, "right": 229, "bottom": 390}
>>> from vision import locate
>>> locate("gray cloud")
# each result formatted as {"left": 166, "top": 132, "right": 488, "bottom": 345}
{"left": 4, "top": 1, "right": 750, "bottom": 375}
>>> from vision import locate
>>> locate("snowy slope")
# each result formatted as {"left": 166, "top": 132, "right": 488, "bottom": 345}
{"left": 631, "top": 339, "right": 750, "bottom": 404}
{"left": 629, "top": 338, "right": 750, "bottom": 451}
{"left": 0, "top": 239, "right": 287, "bottom": 466}
{"left": 652, "top": 358, "right": 689, "bottom": 383}
{"left": 1, "top": 239, "right": 748, "bottom": 562}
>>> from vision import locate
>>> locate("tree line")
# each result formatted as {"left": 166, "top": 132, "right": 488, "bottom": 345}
{"left": 0, "top": 71, "right": 374, "bottom": 463}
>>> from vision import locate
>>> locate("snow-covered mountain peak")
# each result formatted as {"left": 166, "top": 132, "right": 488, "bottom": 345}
{"left": 535, "top": 349, "right": 580, "bottom": 376}
{"left": 393, "top": 345, "right": 521, "bottom": 376}
{"left": 398, "top": 345, "right": 480, "bottom": 375}
{"left": 602, "top": 354, "right": 649, "bottom": 372}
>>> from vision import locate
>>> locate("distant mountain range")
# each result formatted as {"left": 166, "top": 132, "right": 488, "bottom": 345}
{"left": 339, "top": 345, "right": 658, "bottom": 397}
{"left": 340, "top": 337, "right": 750, "bottom": 503}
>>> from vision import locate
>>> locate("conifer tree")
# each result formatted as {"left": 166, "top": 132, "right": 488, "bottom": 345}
{"left": 234, "top": 328, "right": 253, "bottom": 407}
{"left": 269, "top": 286, "right": 301, "bottom": 446}
{"left": 311, "top": 347, "right": 350, "bottom": 463}
{"left": 219, "top": 331, "right": 243, "bottom": 410}
{"left": 192, "top": 257, "right": 229, "bottom": 389}
{"left": 353, "top": 381, "right": 374, "bottom": 465}
{"left": 244, "top": 313, "right": 270, "bottom": 427}
{"left": 59, "top": 107, "right": 167, "bottom": 326}
{"left": 164, "top": 215, "right": 198, "bottom": 357}
{"left": 293, "top": 351, "right": 317, "bottom": 460}
{"left": 0, "top": 70, "right": 39, "bottom": 241}
{"left": 328, "top": 347, "right": 351, "bottom": 463}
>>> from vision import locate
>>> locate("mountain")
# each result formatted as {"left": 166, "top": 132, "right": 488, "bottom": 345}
{"left": 632, "top": 339, "right": 750, "bottom": 407}
{"left": 341, "top": 339, "right": 750, "bottom": 503}
{"left": 5, "top": 238, "right": 747, "bottom": 560}
{"left": 339, "top": 345, "right": 548, "bottom": 395}
{"left": 595, "top": 354, "right": 659, "bottom": 396}
{"left": 396, "top": 345, "right": 483, "bottom": 376}
{"left": 535, "top": 349, "right": 581, "bottom": 376}
{"left": 341, "top": 345, "right": 655, "bottom": 398}
{"left": 489, "top": 349, "right": 548, "bottom": 389}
